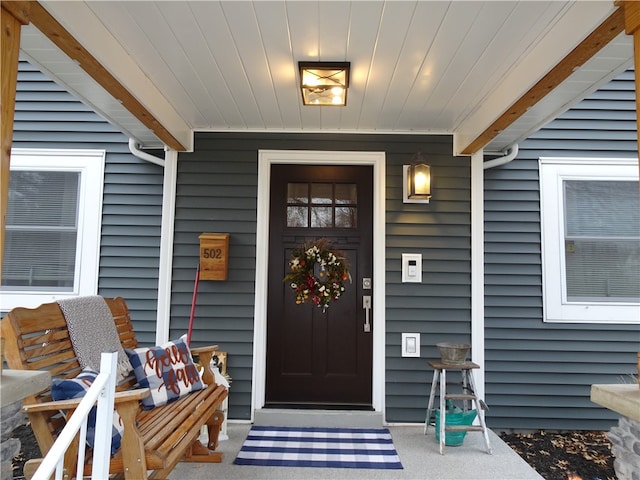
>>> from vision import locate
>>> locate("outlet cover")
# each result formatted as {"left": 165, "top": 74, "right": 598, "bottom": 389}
{"left": 402, "top": 333, "right": 420, "bottom": 357}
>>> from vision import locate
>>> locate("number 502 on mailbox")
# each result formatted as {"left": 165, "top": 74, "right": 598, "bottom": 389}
{"left": 199, "top": 233, "right": 230, "bottom": 280}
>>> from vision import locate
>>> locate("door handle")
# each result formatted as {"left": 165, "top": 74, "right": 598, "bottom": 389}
{"left": 363, "top": 295, "right": 372, "bottom": 332}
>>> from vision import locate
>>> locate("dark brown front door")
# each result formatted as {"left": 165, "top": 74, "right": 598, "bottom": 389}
{"left": 266, "top": 164, "right": 373, "bottom": 408}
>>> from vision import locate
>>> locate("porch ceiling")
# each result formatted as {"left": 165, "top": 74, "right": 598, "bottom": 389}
{"left": 17, "top": 1, "right": 633, "bottom": 154}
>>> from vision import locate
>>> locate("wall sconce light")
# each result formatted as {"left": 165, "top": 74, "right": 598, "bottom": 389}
{"left": 299, "top": 62, "right": 350, "bottom": 106}
{"left": 403, "top": 159, "right": 431, "bottom": 204}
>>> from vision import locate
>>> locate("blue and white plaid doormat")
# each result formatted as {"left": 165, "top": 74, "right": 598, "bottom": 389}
{"left": 233, "top": 425, "right": 403, "bottom": 469}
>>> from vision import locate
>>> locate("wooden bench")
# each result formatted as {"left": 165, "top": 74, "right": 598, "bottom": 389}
{"left": 1, "top": 297, "right": 228, "bottom": 480}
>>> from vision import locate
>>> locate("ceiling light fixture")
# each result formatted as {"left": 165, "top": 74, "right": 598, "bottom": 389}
{"left": 299, "top": 62, "right": 350, "bottom": 106}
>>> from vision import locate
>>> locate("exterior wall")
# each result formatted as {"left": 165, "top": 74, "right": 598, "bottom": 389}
{"left": 10, "top": 60, "right": 163, "bottom": 342}
{"left": 16, "top": 58, "right": 637, "bottom": 430}
{"left": 174, "top": 133, "right": 471, "bottom": 421}
{"left": 385, "top": 139, "right": 471, "bottom": 423}
{"left": 484, "top": 69, "right": 640, "bottom": 431}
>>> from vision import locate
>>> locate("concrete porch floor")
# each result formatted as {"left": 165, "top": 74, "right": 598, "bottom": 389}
{"left": 168, "top": 422, "right": 544, "bottom": 480}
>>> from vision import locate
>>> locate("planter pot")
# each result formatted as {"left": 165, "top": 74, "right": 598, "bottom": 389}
{"left": 435, "top": 408, "right": 478, "bottom": 446}
{"left": 436, "top": 342, "right": 470, "bottom": 365}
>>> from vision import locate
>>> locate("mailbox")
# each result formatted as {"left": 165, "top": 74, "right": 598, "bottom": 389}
{"left": 199, "top": 233, "right": 230, "bottom": 280}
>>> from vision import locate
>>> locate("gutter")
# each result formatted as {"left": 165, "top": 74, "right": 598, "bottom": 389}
{"left": 471, "top": 143, "right": 517, "bottom": 408}
{"left": 127, "top": 138, "right": 176, "bottom": 344}
{"left": 128, "top": 138, "right": 165, "bottom": 167}
{"left": 483, "top": 144, "right": 518, "bottom": 170}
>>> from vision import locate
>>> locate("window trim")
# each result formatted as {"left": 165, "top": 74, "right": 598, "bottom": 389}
{"left": 539, "top": 157, "right": 639, "bottom": 324}
{"left": 1, "top": 149, "right": 105, "bottom": 310}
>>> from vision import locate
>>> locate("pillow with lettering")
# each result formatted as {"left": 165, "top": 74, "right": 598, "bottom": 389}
{"left": 125, "top": 335, "right": 205, "bottom": 409}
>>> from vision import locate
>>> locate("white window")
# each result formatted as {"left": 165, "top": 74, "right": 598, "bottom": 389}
{"left": 540, "top": 157, "right": 640, "bottom": 323}
{"left": 1, "top": 149, "right": 105, "bottom": 310}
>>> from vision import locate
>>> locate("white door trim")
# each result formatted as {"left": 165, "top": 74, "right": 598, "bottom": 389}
{"left": 251, "top": 150, "right": 386, "bottom": 421}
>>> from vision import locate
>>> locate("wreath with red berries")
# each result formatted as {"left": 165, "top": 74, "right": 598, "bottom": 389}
{"left": 283, "top": 239, "right": 350, "bottom": 311}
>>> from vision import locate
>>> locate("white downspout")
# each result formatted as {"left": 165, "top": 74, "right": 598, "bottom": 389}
{"left": 127, "top": 139, "right": 175, "bottom": 344}
{"left": 128, "top": 138, "right": 165, "bottom": 167}
{"left": 155, "top": 148, "right": 177, "bottom": 344}
{"left": 483, "top": 144, "right": 518, "bottom": 170}
{"left": 472, "top": 143, "right": 517, "bottom": 418}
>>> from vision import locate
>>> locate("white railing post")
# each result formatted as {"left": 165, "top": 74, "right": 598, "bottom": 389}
{"left": 91, "top": 352, "right": 117, "bottom": 479}
{"left": 31, "top": 352, "right": 118, "bottom": 480}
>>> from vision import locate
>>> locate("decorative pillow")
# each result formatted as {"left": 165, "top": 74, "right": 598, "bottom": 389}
{"left": 51, "top": 368, "right": 123, "bottom": 454}
{"left": 125, "top": 334, "right": 205, "bottom": 409}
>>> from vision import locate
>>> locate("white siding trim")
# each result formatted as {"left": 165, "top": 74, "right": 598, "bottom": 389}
{"left": 1, "top": 149, "right": 104, "bottom": 310}
{"left": 156, "top": 149, "right": 178, "bottom": 344}
{"left": 252, "top": 150, "right": 386, "bottom": 421}
{"left": 471, "top": 150, "right": 486, "bottom": 401}
{"left": 539, "top": 157, "right": 640, "bottom": 324}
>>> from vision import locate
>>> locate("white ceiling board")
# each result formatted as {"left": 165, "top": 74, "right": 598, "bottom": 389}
{"left": 315, "top": 1, "right": 353, "bottom": 130}
{"left": 485, "top": 34, "right": 633, "bottom": 152}
{"left": 285, "top": 1, "right": 322, "bottom": 130}
{"left": 339, "top": 1, "right": 386, "bottom": 130}
{"left": 252, "top": 1, "right": 301, "bottom": 130}
{"left": 19, "top": 25, "right": 164, "bottom": 147}
{"left": 202, "top": 1, "right": 266, "bottom": 129}
{"left": 40, "top": 0, "right": 193, "bottom": 149}
{"left": 377, "top": 1, "right": 449, "bottom": 132}
{"left": 466, "top": 3, "right": 562, "bottom": 124}
{"left": 82, "top": 3, "right": 196, "bottom": 129}
{"left": 398, "top": 1, "right": 486, "bottom": 131}
{"left": 423, "top": 3, "right": 516, "bottom": 126}
{"left": 319, "top": 2, "right": 351, "bottom": 59}
{"left": 221, "top": 2, "right": 282, "bottom": 128}
{"left": 454, "top": 1, "right": 621, "bottom": 154}
{"left": 189, "top": 1, "right": 250, "bottom": 128}
{"left": 135, "top": 3, "right": 213, "bottom": 127}
{"left": 355, "top": 2, "right": 416, "bottom": 131}
{"left": 14, "top": 1, "right": 632, "bottom": 154}
{"left": 417, "top": 1, "right": 493, "bottom": 126}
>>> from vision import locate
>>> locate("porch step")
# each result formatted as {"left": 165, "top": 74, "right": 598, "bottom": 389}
{"left": 253, "top": 408, "right": 383, "bottom": 428}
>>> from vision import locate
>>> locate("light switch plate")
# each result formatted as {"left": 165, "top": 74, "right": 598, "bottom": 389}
{"left": 402, "top": 333, "right": 420, "bottom": 357}
{"left": 401, "top": 253, "right": 422, "bottom": 283}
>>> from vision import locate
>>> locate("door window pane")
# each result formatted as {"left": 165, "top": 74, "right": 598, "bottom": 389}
{"left": 287, "top": 206, "right": 308, "bottom": 227}
{"left": 286, "top": 182, "right": 357, "bottom": 228}
{"left": 311, "top": 207, "right": 332, "bottom": 228}
{"left": 310, "top": 183, "right": 332, "bottom": 204}
{"left": 335, "top": 207, "right": 357, "bottom": 228}
{"left": 335, "top": 184, "right": 357, "bottom": 204}
{"left": 287, "top": 183, "right": 308, "bottom": 204}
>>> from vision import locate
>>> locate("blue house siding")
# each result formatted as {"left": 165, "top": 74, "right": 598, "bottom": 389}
{"left": 385, "top": 144, "right": 471, "bottom": 423}
{"left": 13, "top": 59, "right": 636, "bottom": 430}
{"left": 484, "top": 69, "right": 640, "bottom": 431}
{"left": 11, "top": 60, "right": 163, "bottom": 343}
{"left": 175, "top": 133, "right": 470, "bottom": 421}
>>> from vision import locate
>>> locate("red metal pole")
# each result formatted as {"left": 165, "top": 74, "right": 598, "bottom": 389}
{"left": 187, "top": 264, "right": 200, "bottom": 346}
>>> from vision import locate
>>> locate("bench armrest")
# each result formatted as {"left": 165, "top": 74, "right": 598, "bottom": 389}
{"left": 22, "top": 388, "right": 151, "bottom": 413}
{"left": 116, "top": 388, "right": 151, "bottom": 402}
{"left": 189, "top": 345, "right": 220, "bottom": 386}
{"left": 189, "top": 344, "right": 219, "bottom": 355}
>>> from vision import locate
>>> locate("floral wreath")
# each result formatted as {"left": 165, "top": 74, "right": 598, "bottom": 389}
{"left": 283, "top": 238, "right": 350, "bottom": 311}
